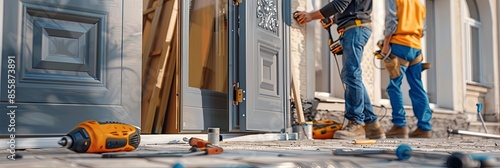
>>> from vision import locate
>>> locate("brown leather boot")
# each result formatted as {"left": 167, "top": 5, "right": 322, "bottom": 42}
{"left": 333, "top": 120, "right": 366, "bottom": 139}
{"left": 365, "top": 121, "right": 386, "bottom": 139}
{"left": 409, "top": 128, "right": 432, "bottom": 138}
{"left": 385, "top": 125, "right": 409, "bottom": 139}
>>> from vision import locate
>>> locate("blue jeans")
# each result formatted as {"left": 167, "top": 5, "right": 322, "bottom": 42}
{"left": 386, "top": 43, "right": 432, "bottom": 131}
{"left": 340, "top": 26, "right": 378, "bottom": 125}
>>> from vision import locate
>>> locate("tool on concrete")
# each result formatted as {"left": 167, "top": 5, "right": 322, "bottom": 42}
{"left": 351, "top": 139, "right": 400, "bottom": 145}
{"left": 334, "top": 144, "right": 447, "bottom": 160}
{"left": 476, "top": 103, "right": 489, "bottom": 134}
{"left": 293, "top": 121, "right": 313, "bottom": 140}
{"left": 172, "top": 162, "right": 185, "bottom": 168}
{"left": 312, "top": 120, "right": 342, "bottom": 139}
{"left": 333, "top": 144, "right": 497, "bottom": 167}
{"left": 102, "top": 137, "right": 223, "bottom": 158}
{"left": 446, "top": 152, "right": 498, "bottom": 168}
{"left": 207, "top": 128, "right": 220, "bottom": 145}
{"left": 187, "top": 137, "right": 223, "bottom": 155}
{"left": 447, "top": 128, "right": 500, "bottom": 139}
{"left": 102, "top": 151, "right": 206, "bottom": 158}
{"left": 58, "top": 120, "right": 140, "bottom": 153}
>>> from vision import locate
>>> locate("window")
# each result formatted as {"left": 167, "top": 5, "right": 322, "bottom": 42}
{"left": 188, "top": 0, "right": 229, "bottom": 93}
{"left": 463, "top": 0, "right": 482, "bottom": 83}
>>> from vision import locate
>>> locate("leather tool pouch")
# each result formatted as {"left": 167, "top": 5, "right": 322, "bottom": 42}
{"left": 384, "top": 55, "right": 402, "bottom": 79}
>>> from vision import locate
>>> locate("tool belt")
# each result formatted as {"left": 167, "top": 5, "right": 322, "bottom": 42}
{"left": 330, "top": 19, "right": 372, "bottom": 55}
{"left": 373, "top": 39, "right": 431, "bottom": 79}
{"left": 384, "top": 54, "right": 431, "bottom": 79}
{"left": 337, "top": 19, "right": 372, "bottom": 36}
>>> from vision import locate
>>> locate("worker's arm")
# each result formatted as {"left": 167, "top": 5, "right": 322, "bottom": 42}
{"left": 295, "top": 0, "right": 352, "bottom": 25}
{"left": 319, "top": 0, "right": 353, "bottom": 18}
{"left": 295, "top": 11, "right": 325, "bottom": 25}
{"left": 382, "top": 0, "right": 398, "bottom": 55}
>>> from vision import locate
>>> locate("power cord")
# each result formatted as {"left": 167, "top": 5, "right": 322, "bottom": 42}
{"left": 332, "top": 53, "right": 347, "bottom": 127}
{"left": 374, "top": 105, "right": 388, "bottom": 122}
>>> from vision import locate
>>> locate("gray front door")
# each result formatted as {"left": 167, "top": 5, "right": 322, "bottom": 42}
{"left": 237, "top": 0, "right": 287, "bottom": 132}
{"left": 0, "top": 0, "right": 142, "bottom": 136}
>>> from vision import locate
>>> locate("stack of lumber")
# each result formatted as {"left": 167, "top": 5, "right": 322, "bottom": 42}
{"left": 141, "top": 0, "right": 179, "bottom": 134}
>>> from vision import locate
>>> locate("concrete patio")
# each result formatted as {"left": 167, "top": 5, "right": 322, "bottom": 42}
{"left": 1, "top": 135, "right": 500, "bottom": 168}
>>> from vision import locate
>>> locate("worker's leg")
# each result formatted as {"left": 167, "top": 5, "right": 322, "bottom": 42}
{"left": 362, "top": 86, "right": 377, "bottom": 124}
{"left": 386, "top": 64, "right": 407, "bottom": 127}
{"left": 334, "top": 26, "right": 383, "bottom": 139}
{"left": 405, "top": 50, "right": 433, "bottom": 134}
{"left": 383, "top": 44, "right": 411, "bottom": 138}
{"left": 386, "top": 44, "right": 408, "bottom": 128}
{"left": 340, "top": 26, "right": 374, "bottom": 125}
{"left": 362, "top": 85, "right": 386, "bottom": 139}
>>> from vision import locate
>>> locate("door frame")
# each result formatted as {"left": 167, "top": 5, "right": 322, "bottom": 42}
{"left": 228, "top": 1, "right": 239, "bottom": 132}
{"left": 179, "top": 0, "right": 291, "bottom": 133}
{"left": 179, "top": 0, "right": 230, "bottom": 133}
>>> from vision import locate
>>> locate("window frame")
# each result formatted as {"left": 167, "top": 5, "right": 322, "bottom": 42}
{"left": 462, "top": 12, "right": 482, "bottom": 84}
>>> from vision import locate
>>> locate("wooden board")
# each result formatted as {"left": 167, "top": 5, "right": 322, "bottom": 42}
{"left": 154, "top": 25, "right": 178, "bottom": 133}
{"left": 292, "top": 75, "right": 305, "bottom": 124}
{"left": 165, "top": 23, "right": 180, "bottom": 133}
{"left": 141, "top": 0, "right": 179, "bottom": 133}
{"left": 142, "top": 0, "right": 165, "bottom": 87}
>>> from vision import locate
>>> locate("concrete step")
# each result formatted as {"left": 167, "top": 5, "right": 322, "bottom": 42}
{"left": 312, "top": 96, "right": 493, "bottom": 138}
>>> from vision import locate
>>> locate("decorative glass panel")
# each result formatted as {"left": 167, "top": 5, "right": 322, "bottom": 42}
{"left": 257, "top": 0, "right": 279, "bottom": 34}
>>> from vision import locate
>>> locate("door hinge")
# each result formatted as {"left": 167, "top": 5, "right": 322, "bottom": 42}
{"left": 233, "top": 0, "right": 242, "bottom": 6}
{"left": 233, "top": 82, "right": 245, "bottom": 105}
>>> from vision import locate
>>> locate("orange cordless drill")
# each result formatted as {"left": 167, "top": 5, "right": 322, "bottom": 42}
{"left": 58, "top": 120, "right": 141, "bottom": 153}
{"left": 187, "top": 137, "right": 223, "bottom": 155}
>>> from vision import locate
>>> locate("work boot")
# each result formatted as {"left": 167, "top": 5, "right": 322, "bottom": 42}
{"left": 409, "top": 128, "right": 432, "bottom": 138}
{"left": 333, "top": 120, "right": 365, "bottom": 139}
{"left": 365, "top": 121, "right": 386, "bottom": 139}
{"left": 385, "top": 125, "right": 409, "bottom": 139}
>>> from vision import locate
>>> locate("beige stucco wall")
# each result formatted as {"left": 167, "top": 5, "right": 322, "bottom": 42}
{"left": 290, "top": 0, "right": 380, "bottom": 103}
{"left": 290, "top": 0, "right": 308, "bottom": 100}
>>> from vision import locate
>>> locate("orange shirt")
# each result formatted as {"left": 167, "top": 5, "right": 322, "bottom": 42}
{"left": 387, "top": 0, "right": 426, "bottom": 50}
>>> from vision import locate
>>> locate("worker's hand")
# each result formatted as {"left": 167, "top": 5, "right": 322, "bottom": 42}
{"left": 294, "top": 11, "right": 313, "bottom": 26}
{"left": 382, "top": 44, "right": 391, "bottom": 56}
{"left": 320, "top": 17, "right": 334, "bottom": 29}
